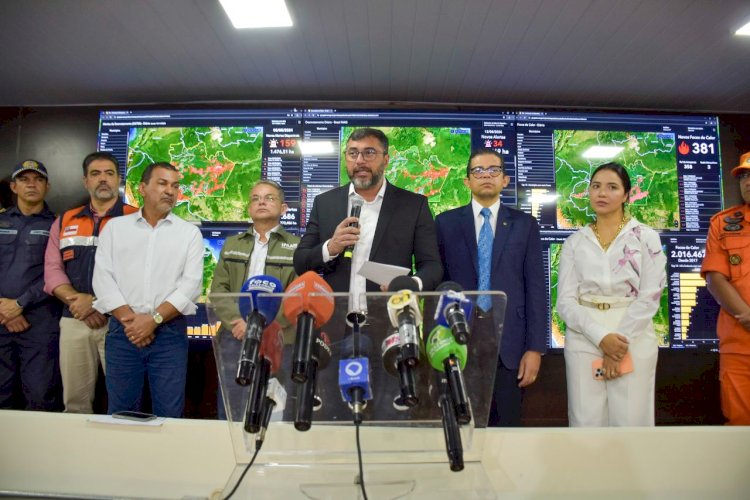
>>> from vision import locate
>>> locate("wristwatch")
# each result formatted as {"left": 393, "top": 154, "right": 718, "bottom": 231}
{"left": 152, "top": 312, "right": 164, "bottom": 325}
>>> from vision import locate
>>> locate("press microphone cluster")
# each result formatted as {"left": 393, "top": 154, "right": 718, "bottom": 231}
{"left": 385, "top": 276, "right": 424, "bottom": 407}
{"left": 343, "top": 197, "right": 364, "bottom": 259}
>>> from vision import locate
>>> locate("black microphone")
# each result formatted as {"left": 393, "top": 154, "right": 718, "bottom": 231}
{"left": 439, "top": 378, "right": 464, "bottom": 472}
{"left": 284, "top": 272, "right": 335, "bottom": 384}
{"left": 338, "top": 312, "right": 372, "bottom": 424}
{"left": 256, "top": 378, "right": 287, "bottom": 449}
{"left": 381, "top": 330, "right": 419, "bottom": 408}
{"left": 343, "top": 197, "right": 364, "bottom": 259}
{"left": 435, "top": 281, "right": 474, "bottom": 345}
{"left": 244, "top": 357, "right": 270, "bottom": 434}
{"left": 294, "top": 332, "right": 332, "bottom": 431}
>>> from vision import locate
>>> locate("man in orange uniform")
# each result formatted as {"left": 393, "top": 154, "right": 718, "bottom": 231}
{"left": 702, "top": 151, "right": 750, "bottom": 425}
{"left": 44, "top": 152, "right": 137, "bottom": 413}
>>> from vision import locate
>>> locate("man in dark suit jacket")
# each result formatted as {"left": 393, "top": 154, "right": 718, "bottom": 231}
{"left": 294, "top": 128, "right": 443, "bottom": 296}
{"left": 435, "top": 148, "right": 547, "bottom": 426}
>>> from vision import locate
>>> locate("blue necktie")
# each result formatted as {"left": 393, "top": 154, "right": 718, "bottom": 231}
{"left": 477, "top": 207, "right": 493, "bottom": 312}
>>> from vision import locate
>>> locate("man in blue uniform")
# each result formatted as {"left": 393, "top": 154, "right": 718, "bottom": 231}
{"left": 0, "top": 160, "right": 62, "bottom": 410}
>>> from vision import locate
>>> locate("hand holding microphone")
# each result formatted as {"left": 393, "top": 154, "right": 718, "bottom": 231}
{"left": 326, "top": 197, "right": 363, "bottom": 257}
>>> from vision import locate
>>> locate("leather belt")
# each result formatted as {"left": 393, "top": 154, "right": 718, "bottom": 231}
{"left": 578, "top": 298, "right": 632, "bottom": 310}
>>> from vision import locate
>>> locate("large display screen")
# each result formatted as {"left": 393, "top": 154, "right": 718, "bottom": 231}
{"left": 97, "top": 108, "right": 723, "bottom": 349}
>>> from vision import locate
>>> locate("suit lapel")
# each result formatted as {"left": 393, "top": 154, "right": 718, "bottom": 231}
{"left": 492, "top": 205, "right": 513, "bottom": 272}
{"left": 369, "top": 182, "right": 393, "bottom": 259}
{"left": 459, "top": 205, "right": 479, "bottom": 275}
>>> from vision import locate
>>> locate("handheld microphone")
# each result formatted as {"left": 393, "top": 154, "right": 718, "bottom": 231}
{"left": 434, "top": 281, "right": 473, "bottom": 345}
{"left": 236, "top": 275, "right": 283, "bottom": 386}
{"left": 339, "top": 314, "right": 372, "bottom": 424}
{"left": 427, "top": 325, "right": 471, "bottom": 425}
{"left": 343, "top": 197, "right": 364, "bottom": 259}
{"left": 381, "top": 330, "right": 419, "bottom": 408}
{"left": 439, "top": 379, "right": 464, "bottom": 472}
{"left": 256, "top": 377, "right": 287, "bottom": 448}
{"left": 294, "top": 331, "right": 332, "bottom": 431}
{"left": 283, "top": 272, "right": 335, "bottom": 383}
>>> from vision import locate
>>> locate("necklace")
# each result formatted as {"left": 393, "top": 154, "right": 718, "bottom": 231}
{"left": 592, "top": 215, "right": 628, "bottom": 251}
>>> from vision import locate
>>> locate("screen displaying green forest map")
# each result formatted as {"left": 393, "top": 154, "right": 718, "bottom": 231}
{"left": 339, "top": 126, "right": 471, "bottom": 216}
{"left": 125, "top": 126, "right": 263, "bottom": 221}
{"left": 548, "top": 243, "right": 670, "bottom": 348}
{"left": 554, "top": 130, "right": 679, "bottom": 230}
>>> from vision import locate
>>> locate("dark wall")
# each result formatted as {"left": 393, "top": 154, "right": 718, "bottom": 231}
{"left": 1, "top": 105, "right": 748, "bottom": 425}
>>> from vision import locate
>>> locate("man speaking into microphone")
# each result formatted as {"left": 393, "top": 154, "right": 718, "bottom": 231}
{"left": 293, "top": 128, "right": 443, "bottom": 307}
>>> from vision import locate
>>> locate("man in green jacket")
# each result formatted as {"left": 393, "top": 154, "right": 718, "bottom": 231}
{"left": 210, "top": 179, "right": 299, "bottom": 419}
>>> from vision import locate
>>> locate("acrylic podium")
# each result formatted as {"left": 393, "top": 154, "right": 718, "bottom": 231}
{"left": 207, "top": 288, "right": 506, "bottom": 499}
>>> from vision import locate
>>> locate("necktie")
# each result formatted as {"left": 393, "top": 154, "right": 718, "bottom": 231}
{"left": 477, "top": 207, "right": 493, "bottom": 311}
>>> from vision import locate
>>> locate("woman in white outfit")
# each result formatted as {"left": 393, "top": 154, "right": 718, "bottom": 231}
{"left": 557, "top": 162, "right": 666, "bottom": 427}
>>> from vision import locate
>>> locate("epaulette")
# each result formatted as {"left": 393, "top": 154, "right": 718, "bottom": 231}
{"left": 710, "top": 204, "right": 745, "bottom": 223}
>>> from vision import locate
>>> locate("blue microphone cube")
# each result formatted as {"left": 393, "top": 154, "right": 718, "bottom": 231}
{"left": 338, "top": 358, "right": 372, "bottom": 402}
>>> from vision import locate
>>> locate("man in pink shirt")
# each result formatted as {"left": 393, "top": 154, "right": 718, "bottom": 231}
{"left": 44, "top": 152, "right": 137, "bottom": 413}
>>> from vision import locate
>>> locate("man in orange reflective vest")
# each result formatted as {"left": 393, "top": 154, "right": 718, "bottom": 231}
{"left": 702, "top": 151, "right": 750, "bottom": 425}
{"left": 44, "top": 152, "right": 137, "bottom": 413}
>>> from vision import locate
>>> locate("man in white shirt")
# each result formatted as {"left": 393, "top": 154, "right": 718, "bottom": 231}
{"left": 92, "top": 162, "right": 203, "bottom": 417}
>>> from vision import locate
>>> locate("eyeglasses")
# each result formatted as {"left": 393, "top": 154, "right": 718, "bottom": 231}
{"left": 739, "top": 172, "right": 750, "bottom": 181}
{"left": 250, "top": 194, "right": 279, "bottom": 204}
{"left": 345, "top": 148, "right": 387, "bottom": 161}
{"left": 469, "top": 166, "right": 504, "bottom": 177}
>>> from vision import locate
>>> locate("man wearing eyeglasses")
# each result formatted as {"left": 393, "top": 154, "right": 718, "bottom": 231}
{"left": 435, "top": 149, "right": 546, "bottom": 427}
{"left": 210, "top": 179, "right": 299, "bottom": 419}
{"left": 294, "top": 127, "right": 443, "bottom": 302}
{"left": 702, "top": 151, "right": 750, "bottom": 425}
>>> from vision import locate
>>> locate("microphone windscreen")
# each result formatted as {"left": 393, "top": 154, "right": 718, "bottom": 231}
{"left": 282, "top": 271, "right": 335, "bottom": 326}
{"left": 436, "top": 281, "right": 464, "bottom": 293}
{"left": 389, "top": 275, "right": 419, "bottom": 292}
{"left": 239, "top": 275, "right": 283, "bottom": 320}
{"left": 426, "top": 325, "right": 467, "bottom": 371}
{"left": 259, "top": 320, "right": 284, "bottom": 374}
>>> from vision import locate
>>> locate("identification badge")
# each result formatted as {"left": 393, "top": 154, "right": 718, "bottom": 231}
{"left": 62, "top": 225, "right": 79, "bottom": 237}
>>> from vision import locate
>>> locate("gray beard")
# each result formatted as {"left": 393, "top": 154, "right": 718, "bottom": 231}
{"left": 351, "top": 171, "right": 382, "bottom": 190}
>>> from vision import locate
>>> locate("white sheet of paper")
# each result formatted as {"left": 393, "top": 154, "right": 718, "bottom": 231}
{"left": 87, "top": 415, "right": 166, "bottom": 427}
{"left": 357, "top": 261, "right": 410, "bottom": 286}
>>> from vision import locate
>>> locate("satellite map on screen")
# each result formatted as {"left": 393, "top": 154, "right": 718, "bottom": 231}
{"left": 548, "top": 243, "right": 670, "bottom": 348}
{"left": 554, "top": 130, "right": 679, "bottom": 230}
{"left": 125, "top": 126, "right": 263, "bottom": 221}
{"left": 340, "top": 126, "right": 472, "bottom": 216}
